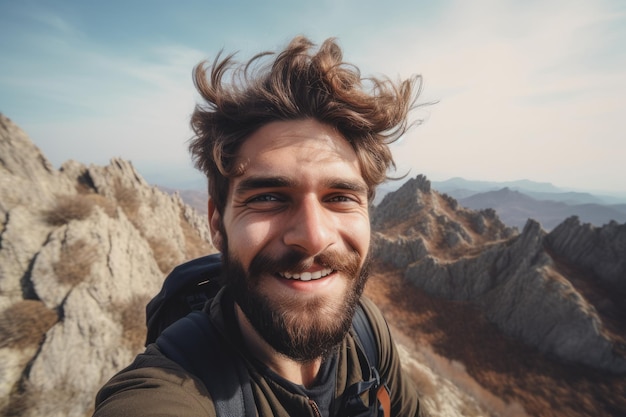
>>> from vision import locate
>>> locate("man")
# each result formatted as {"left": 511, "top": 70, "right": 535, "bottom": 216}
{"left": 93, "top": 36, "right": 422, "bottom": 416}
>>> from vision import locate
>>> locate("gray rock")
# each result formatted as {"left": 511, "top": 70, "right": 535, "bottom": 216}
{"left": 546, "top": 216, "right": 626, "bottom": 292}
{"left": 0, "top": 113, "right": 215, "bottom": 417}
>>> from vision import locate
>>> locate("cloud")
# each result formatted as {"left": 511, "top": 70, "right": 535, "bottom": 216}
{"left": 2, "top": 0, "right": 624, "bottom": 193}
{"left": 362, "top": 0, "right": 626, "bottom": 192}
{"left": 1, "top": 5, "right": 206, "bottom": 169}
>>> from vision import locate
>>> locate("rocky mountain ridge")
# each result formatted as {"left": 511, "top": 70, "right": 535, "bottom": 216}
{"left": 373, "top": 176, "right": 626, "bottom": 374}
{"left": 0, "top": 114, "right": 215, "bottom": 417}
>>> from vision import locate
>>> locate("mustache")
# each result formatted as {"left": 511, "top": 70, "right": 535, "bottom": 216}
{"left": 248, "top": 248, "right": 361, "bottom": 279}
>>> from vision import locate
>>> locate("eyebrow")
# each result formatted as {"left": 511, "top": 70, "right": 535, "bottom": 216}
{"left": 233, "top": 176, "right": 368, "bottom": 196}
{"left": 325, "top": 179, "right": 369, "bottom": 195}
{"left": 234, "top": 176, "right": 296, "bottom": 195}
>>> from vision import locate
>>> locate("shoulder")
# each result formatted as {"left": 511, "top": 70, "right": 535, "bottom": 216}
{"left": 93, "top": 344, "right": 216, "bottom": 417}
{"left": 358, "top": 296, "right": 388, "bottom": 331}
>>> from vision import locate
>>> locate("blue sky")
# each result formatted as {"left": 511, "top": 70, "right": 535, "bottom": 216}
{"left": 1, "top": 0, "right": 625, "bottom": 195}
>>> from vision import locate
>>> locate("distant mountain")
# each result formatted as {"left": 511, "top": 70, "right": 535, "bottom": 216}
{"left": 431, "top": 177, "right": 626, "bottom": 205}
{"left": 521, "top": 190, "right": 605, "bottom": 205}
{"left": 433, "top": 177, "right": 561, "bottom": 193}
{"left": 458, "top": 188, "right": 626, "bottom": 230}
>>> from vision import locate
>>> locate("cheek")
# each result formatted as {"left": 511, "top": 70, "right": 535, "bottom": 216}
{"left": 339, "top": 216, "right": 371, "bottom": 257}
{"left": 226, "top": 219, "right": 276, "bottom": 264}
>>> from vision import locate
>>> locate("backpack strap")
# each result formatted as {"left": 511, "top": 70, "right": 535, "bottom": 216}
{"left": 352, "top": 302, "right": 378, "bottom": 369}
{"left": 345, "top": 302, "right": 391, "bottom": 417}
{"left": 156, "top": 310, "right": 256, "bottom": 417}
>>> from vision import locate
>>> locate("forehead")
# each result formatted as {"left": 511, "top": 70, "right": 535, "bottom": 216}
{"left": 234, "top": 119, "right": 362, "bottom": 179}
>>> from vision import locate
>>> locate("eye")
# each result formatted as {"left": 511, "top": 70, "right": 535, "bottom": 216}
{"left": 248, "top": 194, "right": 280, "bottom": 203}
{"left": 324, "top": 190, "right": 367, "bottom": 212}
{"left": 244, "top": 193, "right": 287, "bottom": 210}
{"left": 327, "top": 195, "right": 354, "bottom": 203}
{"left": 326, "top": 193, "right": 365, "bottom": 208}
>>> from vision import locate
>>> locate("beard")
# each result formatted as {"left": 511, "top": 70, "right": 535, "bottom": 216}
{"left": 221, "top": 243, "right": 371, "bottom": 363}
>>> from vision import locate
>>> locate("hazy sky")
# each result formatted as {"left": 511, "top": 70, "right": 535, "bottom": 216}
{"left": 1, "top": 0, "right": 625, "bottom": 194}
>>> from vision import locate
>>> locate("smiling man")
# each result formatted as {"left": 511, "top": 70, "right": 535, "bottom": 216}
{"left": 218, "top": 119, "right": 372, "bottom": 373}
{"left": 94, "top": 36, "right": 422, "bottom": 417}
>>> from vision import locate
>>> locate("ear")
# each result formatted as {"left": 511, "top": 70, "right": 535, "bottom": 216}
{"left": 208, "top": 198, "right": 224, "bottom": 252}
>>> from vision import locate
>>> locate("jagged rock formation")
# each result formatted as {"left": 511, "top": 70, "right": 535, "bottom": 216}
{"left": 373, "top": 176, "right": 626, "bottom": 374}
{"left": 373, "top": 176, "right": 516, "bottom": 265}
{"left": 0, "top": 114, "right": 215, "bottom": 417}
{"left": 546, "top": 217, "right": 626, "bottom": 293}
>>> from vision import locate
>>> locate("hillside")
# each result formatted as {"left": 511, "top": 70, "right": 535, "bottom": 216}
{"left": 1, "top": 113, "right": 625, "bottom": 417}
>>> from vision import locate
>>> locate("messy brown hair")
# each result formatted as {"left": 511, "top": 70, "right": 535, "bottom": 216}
{"left": 189, "top": 36, "right": 421, "bottom": 213}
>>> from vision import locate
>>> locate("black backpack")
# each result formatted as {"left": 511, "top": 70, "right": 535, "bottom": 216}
{"left": 145, "top": 254, "right": 391, "bottom": 417}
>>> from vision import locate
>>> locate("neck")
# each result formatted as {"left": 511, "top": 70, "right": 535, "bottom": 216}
{"left": 234, "top": 304, "right": 322, "bottom": 388}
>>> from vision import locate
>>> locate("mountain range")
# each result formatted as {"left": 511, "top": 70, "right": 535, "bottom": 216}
{"left": 434, "top": 178, "right": 626, "bottom": 231}
{"left": 457, "top": 187, "right": 626, "bottom": 231}
{"left": 431, "top": 177, "right": 626, "bottom": 204}
{"left": 1, "top": 113, "right": 625, "bottom": 417}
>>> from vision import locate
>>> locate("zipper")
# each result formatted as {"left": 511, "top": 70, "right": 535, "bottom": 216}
{"left": 308, "top": 399, "right": 322, "bottom": 417}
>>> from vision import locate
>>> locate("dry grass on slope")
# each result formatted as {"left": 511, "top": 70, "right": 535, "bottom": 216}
{"left": 44, "top": 195, "right": 95, "bottom": 226}
{"left": 364, "top": 263, "right": 626, "bottom": 417}
{"left": 53, "top": 238, "right": 98, "bottom": 286}
{"left": 0, "top": 300, "right": 58, "bottom": 349}
{"left": 110, "top": 294, "right": 152, "bottom": 352}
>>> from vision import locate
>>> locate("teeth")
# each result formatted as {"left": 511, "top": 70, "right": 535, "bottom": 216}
{"left": 279, "top": 268, "right": 332, "bottom": 281}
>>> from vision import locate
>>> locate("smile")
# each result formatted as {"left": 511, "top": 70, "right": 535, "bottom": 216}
{"left": 278, "top": 268, "right": 334, "bottom": 281}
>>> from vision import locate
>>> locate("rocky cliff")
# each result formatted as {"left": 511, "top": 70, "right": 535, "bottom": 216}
{"left": 373, "top": 176, "right": 626, "bottom": 374}
{"left": 0, "top": 114, "right": 215, "bottom": 417}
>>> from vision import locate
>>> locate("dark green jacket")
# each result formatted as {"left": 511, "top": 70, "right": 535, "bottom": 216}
{"left": 93, "top": 292, "right": 421, "bottom": 416}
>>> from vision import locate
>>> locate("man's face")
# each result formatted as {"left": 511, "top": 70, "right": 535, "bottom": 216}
{"left": 209, "top": 119, "right": 371, "bottom": 362}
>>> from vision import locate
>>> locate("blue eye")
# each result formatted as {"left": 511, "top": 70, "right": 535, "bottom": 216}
{"left": 250, "top": 194, "right": 279, "bottom": 202}
{"left": 328, "top": 195, "right": 352, "bottom": 202}
{"left": 245, "top": 194, "right": 287, "bottom": 208}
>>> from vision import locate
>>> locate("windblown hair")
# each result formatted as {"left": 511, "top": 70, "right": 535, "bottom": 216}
{"left": 189, "top": 36, "right": 421, "bottom": 212}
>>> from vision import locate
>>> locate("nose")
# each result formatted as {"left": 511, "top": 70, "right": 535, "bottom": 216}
{"left": 283, "top": 196, "right": 335, "bottom": 256}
